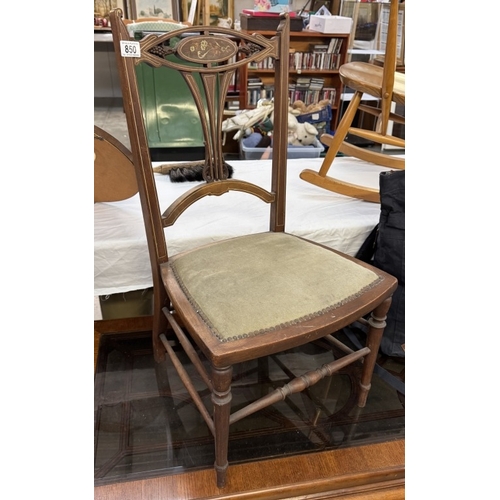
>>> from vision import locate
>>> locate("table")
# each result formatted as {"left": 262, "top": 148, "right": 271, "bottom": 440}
{"left": 94, "top": 156, "right": 395, "bottom": 297}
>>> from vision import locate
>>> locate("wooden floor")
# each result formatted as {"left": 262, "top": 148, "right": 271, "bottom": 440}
{"left": 94, "top": 439, "right": 405, "bottom": 500}
{"left": 94, "top": 317, "right": 405, "bottom": 500}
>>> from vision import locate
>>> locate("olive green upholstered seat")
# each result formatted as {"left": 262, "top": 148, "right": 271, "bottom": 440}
{"left": 168, "top": 232, "right": 381, "bottom": 342}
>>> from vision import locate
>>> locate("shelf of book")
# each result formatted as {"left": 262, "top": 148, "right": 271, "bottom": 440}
{"left": 239, "top": 30, "right": 350, "bottom": 134}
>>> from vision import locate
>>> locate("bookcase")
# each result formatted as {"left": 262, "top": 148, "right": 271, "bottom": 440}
{"left": 238, "top": 30, "right": 350, "bottom": 134}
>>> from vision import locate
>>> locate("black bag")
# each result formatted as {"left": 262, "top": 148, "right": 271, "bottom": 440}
{"left": 356, "top": 170, "right": 405, "bottom": 357}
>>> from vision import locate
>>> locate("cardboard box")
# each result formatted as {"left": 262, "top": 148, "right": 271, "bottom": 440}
{"left": 99, "top": 288, "right": 153, "bottom": 320}
{"left": 308, "top": 14, "right": 352, "bottom": 34}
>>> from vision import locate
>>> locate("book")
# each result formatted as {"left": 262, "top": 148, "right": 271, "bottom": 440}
{"left": 309, "top": 43, "right": 329, "bottom": 52}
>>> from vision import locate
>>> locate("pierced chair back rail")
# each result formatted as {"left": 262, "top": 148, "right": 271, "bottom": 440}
{"left": 136, "top": 29, "right": 280, "bottom": 73}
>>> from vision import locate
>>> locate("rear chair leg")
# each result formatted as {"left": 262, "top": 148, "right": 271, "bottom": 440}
{"left": 152, "top": 286, "right": 169, "bottom": 362}
{"left": 212, "top": 365, "right": 233, "bottom": 488}
{"left": 358, "top": 297, "right": 392, "bottom": 407}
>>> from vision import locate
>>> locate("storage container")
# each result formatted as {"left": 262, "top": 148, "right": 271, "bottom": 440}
{"left": 240, "top": 139, "right": 324, "bottom": 160}
{"left": 296, "top": 105, "right": 333, "bottom": 137}
{"left": 307, "top": 15, "right": 353, "bottom": 34}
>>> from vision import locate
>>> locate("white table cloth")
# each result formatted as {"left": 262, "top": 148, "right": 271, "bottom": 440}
{"left": 94, "top": 156, "right": 396, "bottom": 297}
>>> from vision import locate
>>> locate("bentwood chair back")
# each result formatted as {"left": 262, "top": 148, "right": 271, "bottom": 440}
{"left": 300, "top": 0, "right": 405, "bottom": 203}
{"left": 94, "top": 126, "right": 138, "bottom": 203}
{"left": 110, "top": 9, "right": 398, "bottom": 487}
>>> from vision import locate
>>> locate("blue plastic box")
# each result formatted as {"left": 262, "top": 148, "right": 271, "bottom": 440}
{"left": 239, "top": 139, "right": 324, "bottom": 160}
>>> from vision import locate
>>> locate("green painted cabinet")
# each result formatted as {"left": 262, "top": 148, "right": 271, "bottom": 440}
{"left": 135, "top": 57, "right": 205, "bottom": 160}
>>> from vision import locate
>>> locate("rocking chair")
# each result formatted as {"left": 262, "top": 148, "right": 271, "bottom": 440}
{"left": 300, "top": 0, "right": 405, "bottom": 203}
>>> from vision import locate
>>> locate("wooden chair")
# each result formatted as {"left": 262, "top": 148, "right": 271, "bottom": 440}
{"left": 94, "top": 126, "right": 139, "bottom": 371}
{"left": 300, "top": 0, "right": 405, "bottom": 203}
{"left": 109, "top": 9, "right": 398, "bottom": 488}
{"left": 94, "top": 126, "right": 138, "bottom": 203}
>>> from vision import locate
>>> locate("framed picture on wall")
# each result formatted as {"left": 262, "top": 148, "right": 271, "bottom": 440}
{"left": 94, "top": 0, "right": 128, "bottom": 27}
{"left": 129, "top": 0, "right": 181, "bottom": 21}
{"left": 204, "top": 0, "right": 234, "bottom": 27}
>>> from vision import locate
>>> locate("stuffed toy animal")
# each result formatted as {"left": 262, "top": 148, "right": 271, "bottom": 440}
{"left": 269, "top": 108, "right": 318, "bottom": 146}
{"left": 221, "top": 100, "right": 274, "bottom": 140}
{"left": 292, "top": 99, "right": 331, "bottom": 115}
{"left": 288, "top": 121, "right": 319, "bottom": 147}
{"left": 244, "top": 110, "right": 320, "bottom": 148}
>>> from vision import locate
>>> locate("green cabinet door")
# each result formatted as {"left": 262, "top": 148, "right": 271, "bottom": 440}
{"left": 135, "top": 58, "right": 205, "bottom": 156}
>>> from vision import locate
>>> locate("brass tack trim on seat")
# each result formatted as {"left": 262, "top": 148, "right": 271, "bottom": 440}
{"left": 170, "top": 262, "right": 384, "bottom": 342}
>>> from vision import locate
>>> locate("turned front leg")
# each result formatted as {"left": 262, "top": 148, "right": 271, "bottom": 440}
{"left": 211, "top": 365, "right": 233, "bottom": 488}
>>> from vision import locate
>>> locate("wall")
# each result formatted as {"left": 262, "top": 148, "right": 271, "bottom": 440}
{"left": 95, "top": 36, "right": 122, "bottom": 101}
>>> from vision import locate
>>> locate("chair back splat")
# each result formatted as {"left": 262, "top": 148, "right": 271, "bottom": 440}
{"left": 110, "top": 9, "right": 398, "bottom": 488}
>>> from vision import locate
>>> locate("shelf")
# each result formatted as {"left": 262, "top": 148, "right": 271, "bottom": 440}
{"left": 242, "top": 30, "right": 349, "bottom": 39}
{"left": 239, "top": 30, "right": 350, "bottom": 133}
{"left": 248, "top": 69, "right": 340, "bottom": 74}
{"left": 94, "top": 32, "right": 113, "bottom": 42}
{"left": 348, "top": 49, "right": 384, "bottom": 55}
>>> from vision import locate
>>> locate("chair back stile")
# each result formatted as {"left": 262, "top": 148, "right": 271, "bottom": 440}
{"left": 111, "top": 16, "right": 169, "bottom": 265}
{"left": 269, "top": 17, "right": 289, "bottom": 233}
{"left": 110, "top": 17, "right": 172, "bottom": 361}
